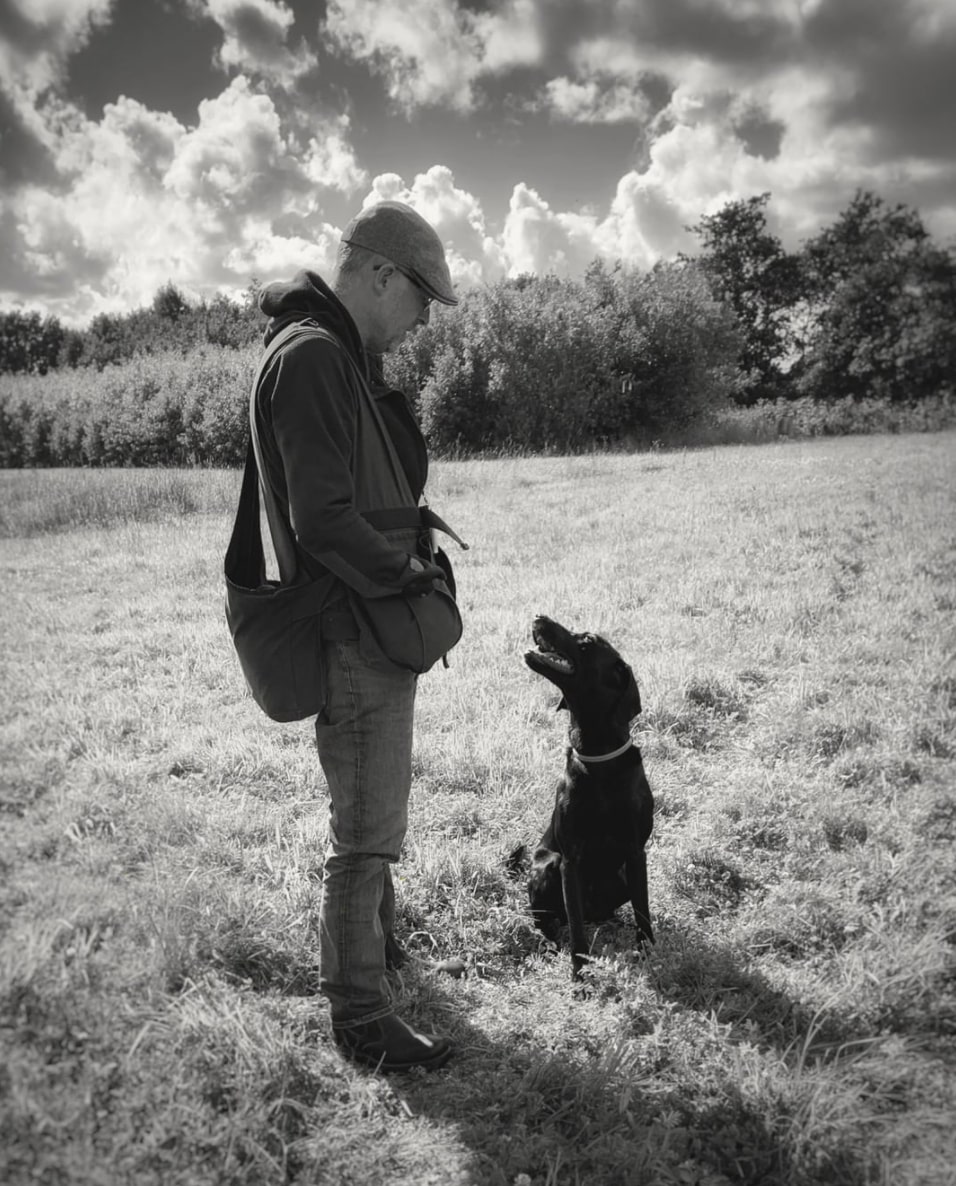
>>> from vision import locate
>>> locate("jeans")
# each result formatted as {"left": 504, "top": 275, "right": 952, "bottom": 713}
{"left": 315, "top": 637, "right": 417, "bottom": 1028}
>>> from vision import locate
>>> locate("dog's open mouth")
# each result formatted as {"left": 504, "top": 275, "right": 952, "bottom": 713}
{"left": 533, "top": 646, "right": 574, "bottom": 674}
{"left": 527, "top": 623, "right": 575, "bottom": 675}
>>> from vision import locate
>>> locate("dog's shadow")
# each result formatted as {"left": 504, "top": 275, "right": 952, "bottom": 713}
{"left": 370, "top": 927, "right": 872, "bottom": 1186}
{"left": 642, "top": 917, "right": 859, "bottom": 1057}
{"left": 548, "top": 910, "right": 857, "bottom": 1058}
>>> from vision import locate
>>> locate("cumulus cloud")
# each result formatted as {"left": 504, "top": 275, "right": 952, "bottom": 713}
{"left": 304, "top": 126, "right": 368, "bottom": 195}
{"left": 470, "top": 0, "right": 542, "bottom": 74}
{"left": 0, "top": 0, "right": 114, "bottom": 196}
{"left": 222, "top": 220, "right": 341, "bottom": 280}
{"left": 0, "top": 70, "right": 371, "bottom": 319}
{"left": 0, "top": 0, "right": 113, "bottom": 94}
{"left": 163, "top": 76, "right": 293, "bottom": 210}
{"left": 361, "top": 166, "right": 508, "bottom": 288}
{"left": 324, "top": 0, "right": 543, "bottom": 112}
{"left": 540, "top": 77, "right": 652, "bottom": 124}
{"left": 198, "top": 0, "right": 318, "bottom": 88}
{"left": 502, "top": 183, "right": 601, "bottom": 278}
{"left": 554, "top": 0, "right": 956, "bottom": 247}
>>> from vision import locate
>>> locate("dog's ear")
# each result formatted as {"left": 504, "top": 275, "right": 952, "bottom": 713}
{"left": 619, "top": 662, "right": 641, "bottom": 720}
{"left": 555, "top": 695, "right": 568, "bottom": 712}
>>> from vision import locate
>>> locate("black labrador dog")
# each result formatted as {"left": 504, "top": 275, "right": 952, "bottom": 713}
{"left": 519, "top": 615, "right": 654, "bottom": 978}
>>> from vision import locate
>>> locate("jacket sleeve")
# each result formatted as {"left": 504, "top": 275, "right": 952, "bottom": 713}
{"left": 264, "top": 335, "right": 412, "bottom": 597}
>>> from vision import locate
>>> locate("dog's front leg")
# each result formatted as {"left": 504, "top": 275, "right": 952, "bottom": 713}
{"left": 625, "top": 850, "right": 654, "bottom": 947}
{"left": 560, "top": 858, "right": 589, "bottom": 979}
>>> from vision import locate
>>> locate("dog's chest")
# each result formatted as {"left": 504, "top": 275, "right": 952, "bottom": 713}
{"left": 554, "top": 778, "right": 641, "bottom": 858}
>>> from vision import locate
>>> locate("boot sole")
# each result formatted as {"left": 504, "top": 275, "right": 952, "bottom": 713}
{"left": 335, "top": 1038, "right": 453, "bottom": 1074}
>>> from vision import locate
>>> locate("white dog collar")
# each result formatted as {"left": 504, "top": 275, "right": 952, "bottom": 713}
{"left": 571, "top": 739, "right": 633, "bottom": 764}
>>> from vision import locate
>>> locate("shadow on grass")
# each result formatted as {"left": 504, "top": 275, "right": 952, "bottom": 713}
{"left": 368, "top": 955, "right": 872, "bottom": 1186}
{"left": 648, "top": 918, "right": 861, "bottom": 1057}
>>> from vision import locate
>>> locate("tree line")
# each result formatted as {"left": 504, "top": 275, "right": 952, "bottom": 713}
{"left": 0, "top": 281, "right": 264, "bottom": 375}
{"left": 686, "top": 189, "right": 956, "bottom": 407}
{"left": 0, "top": 189, "right": 953, "bottom": 463}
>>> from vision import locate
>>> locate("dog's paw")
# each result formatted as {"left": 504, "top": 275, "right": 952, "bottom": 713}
{"left": 504, "top": 844, "right": 528, "bottom": 877}
{"left": 570, "top": 953, "right": 594, "bottom": 995}
{"left": 572, "top": 971, "right": 594, "bottom": 1001}
{"left": 433, "top": 957, "right": 467, "bottom": 979}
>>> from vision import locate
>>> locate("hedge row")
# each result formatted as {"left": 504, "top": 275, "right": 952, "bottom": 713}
{"left": 0, "top": 346, "right": 258, "bottom": 467}
{"left": 2, "top": 266, "right": 951, "bottom": 468}
{"left": 0, "top": 266, "right": 745, "bottom": 466}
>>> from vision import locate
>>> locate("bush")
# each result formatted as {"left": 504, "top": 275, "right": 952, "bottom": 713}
{"left": 707, "top": 392, "right": 956, "bottom": 445}
{"left": 0, "top": 346, "right": 258, "bottom": 467}
{"left": 606, "top": 262, "right": 741, "bottom": 437}
{"left": 386, "top": 263, "right": 740, "bottom": 452}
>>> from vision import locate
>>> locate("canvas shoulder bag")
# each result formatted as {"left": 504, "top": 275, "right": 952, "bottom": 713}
{"left": 350, "top": 503, "right": 466, "bottom": 674}
{"left": 224, "top": 433, "right": 337, "bottom": 722}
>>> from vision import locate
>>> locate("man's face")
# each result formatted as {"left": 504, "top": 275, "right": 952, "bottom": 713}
{"left": 379, "top": 267, "right": 432, "bottom": 353}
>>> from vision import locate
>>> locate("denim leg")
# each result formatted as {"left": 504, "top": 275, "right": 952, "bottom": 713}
{"left": 315, "top": 640, "right": 417, "bottom": 1028}
{"left": 379, "top": 863, "right": 396, "bottom": 940}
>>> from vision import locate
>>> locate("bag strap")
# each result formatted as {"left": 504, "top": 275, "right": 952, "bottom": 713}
{"left": 247, "top": 321, "right": 329, "bottom": 586}
{"left": 362, "top": 505, "right": 469, "bottom": 551}
{"left": 299, "top": 321, "right": 417, "bottom": 506}
{"left": 224, "top": 434, "right": 267, "bottom": 587}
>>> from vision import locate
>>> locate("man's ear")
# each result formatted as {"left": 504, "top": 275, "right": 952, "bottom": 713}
{"left": 370, "top": 259, "right": 397, "bottom": 298}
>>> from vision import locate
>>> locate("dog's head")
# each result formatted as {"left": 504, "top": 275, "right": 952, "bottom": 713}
{"left": 524, "top": 615, "right": 641, "bottom": 722}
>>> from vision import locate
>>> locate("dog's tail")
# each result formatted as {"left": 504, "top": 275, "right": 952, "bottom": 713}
{"left": 505, "top": 843, "right": 529, "bottom": 878}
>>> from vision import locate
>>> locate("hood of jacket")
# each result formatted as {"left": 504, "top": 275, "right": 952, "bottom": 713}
{"left": 258, "top": 269, "right": 366, "bottom": 376}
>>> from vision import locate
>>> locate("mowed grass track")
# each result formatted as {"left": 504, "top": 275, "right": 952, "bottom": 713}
{"left": 1, "top": 433, "right": 954, "bottom": 1186}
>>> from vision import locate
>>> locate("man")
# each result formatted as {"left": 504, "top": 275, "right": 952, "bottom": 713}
{"left": 253, "top": 201, "right": 459, "bottom": 1071}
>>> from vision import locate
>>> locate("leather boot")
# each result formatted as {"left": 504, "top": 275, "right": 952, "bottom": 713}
{"left": 333, "top": 1014, "right": 452, "bottom": 1072}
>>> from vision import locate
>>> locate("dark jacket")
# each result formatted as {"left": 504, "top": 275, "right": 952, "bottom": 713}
{"left": 254, "top": 270, "right": 429, "bottom": 601}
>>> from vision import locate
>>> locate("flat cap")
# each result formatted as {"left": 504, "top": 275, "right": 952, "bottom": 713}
{"left": 342, "top": 200, "right": 458, "bottom": 306}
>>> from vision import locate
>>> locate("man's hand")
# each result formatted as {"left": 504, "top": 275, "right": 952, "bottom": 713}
{"left": 401, "top": 555, "right": 445, "bottom": 597}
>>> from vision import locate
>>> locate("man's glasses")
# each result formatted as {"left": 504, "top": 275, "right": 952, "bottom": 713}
{"left": 373, "top": 261, "right": 433, "bottom": 310}
{"left": 397, "top": 267, "right": 433, "bottom": 309}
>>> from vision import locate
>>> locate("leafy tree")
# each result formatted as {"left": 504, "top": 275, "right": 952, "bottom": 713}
{"left": 0, "top": 309, "right": 67, "bottom": 374}
{"left": 797, "top": 191, "right": 956, "bottom": 402}
{"left": 77, "top": 311, "right": 134, "bottom": 369}
{"left": 684, "top": 193, "right": 802, "bottom": 403}
{"left": 386, "top": 265, "right": 739, "bottom": 451}
{"left": 200, "top": 290, "right": 264, "bottom": 349}
{"left": 609, "top": 261, "right": 741, "bottom": 434}
{"left": 152, "top": 282, "right": 190, "bottom": 323}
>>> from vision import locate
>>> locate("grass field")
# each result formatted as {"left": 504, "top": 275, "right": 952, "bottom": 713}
{"left": 1, "top": 432, "right": 954, "bottom": 1186}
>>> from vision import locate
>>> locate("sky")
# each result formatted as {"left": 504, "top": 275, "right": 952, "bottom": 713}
{"left": 2, "top": 0, "right": 955, "bottom": 326}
